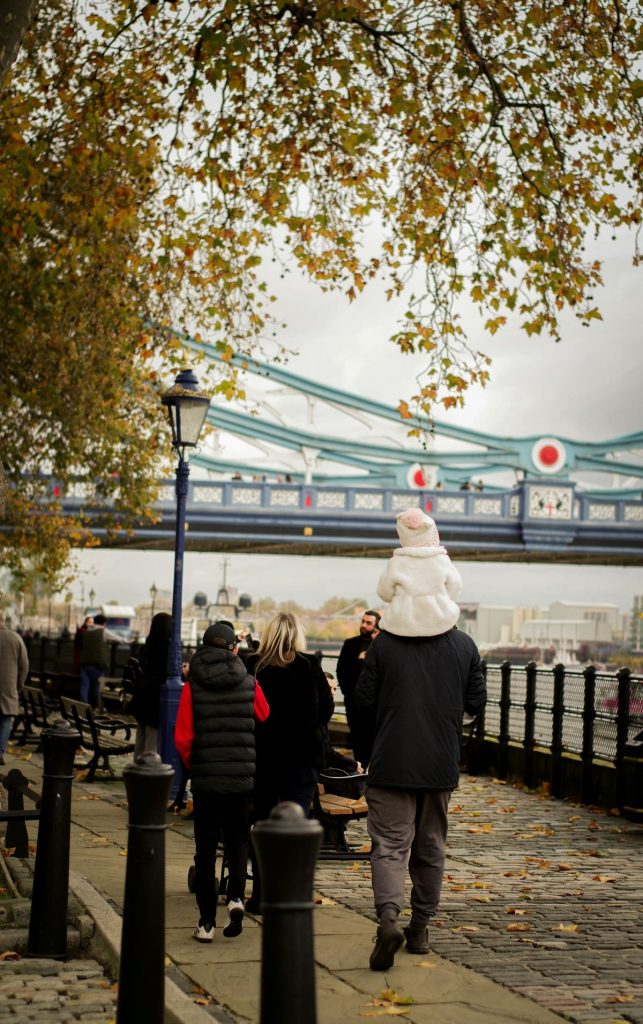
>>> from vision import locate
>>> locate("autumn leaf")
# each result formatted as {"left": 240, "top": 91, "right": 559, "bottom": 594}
{"left": 591, "top": 875, "right": 616, "bottom": 883}
{"left": 414, "top": 961, "right": 437, "bottom": 968}
{"left": 553, "top": 923, "right": 579, "bottom": 933}
{"left": 605, "top": 994, "right": 634, "bottom": 1004}
{"left": 507, "top": 923, "right": 531, "bottom": 932}
{"left": 0, "top": 951, "right": 20, "bottom": 961}
{"left": 359, "top": 1010, "right": 411, "bottom": 1018}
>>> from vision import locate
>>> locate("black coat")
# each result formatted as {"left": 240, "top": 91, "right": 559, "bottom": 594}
{"left": 336, "top": 633, "right": 374, "bottom": 703}
{"left": 189, "top": 646, "right": 256, "bottom": 795}
{"left": 354, "top": 628, "right": 486, "bottom": 790}
{"left": 128, "top": 640, "right": 169, "bottom": 728}
{"left": 247, "top": 652, "right": 334, "bottom": 772}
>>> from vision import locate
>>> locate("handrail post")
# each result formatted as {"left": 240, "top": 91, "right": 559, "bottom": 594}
{"left": 27, "top": 719, "right": 81, "bottom": 959}
{"left": 615, "top": 666, "right": 631, "bottom": 805}
{"left": 498, "top": 661, "right": 511, "bottom": 780}
{"left": 523, "top": 661, "right": 537, "bottom": 790}
{"left": 117, "top": 753, "right": 174, "bottom": 1024}
{"left": 581, "top": 665, "right": 596, "bottom": 804}
{"left": 551, "top": 664, "right": 565, "bottom": 799}
{"left": 252, "top": 802, "right": 323, "bottom": 1024}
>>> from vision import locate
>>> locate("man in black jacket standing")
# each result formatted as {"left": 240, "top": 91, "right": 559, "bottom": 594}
{"left": 354, "top": 626, "right": 486, "bottom": 971}
{"left": 336, "top": 609, "right": 380, "bottom": 764}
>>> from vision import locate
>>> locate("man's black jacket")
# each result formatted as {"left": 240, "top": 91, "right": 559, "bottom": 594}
{"left": 354, "top": 628, "right": 486, "bottom": 790}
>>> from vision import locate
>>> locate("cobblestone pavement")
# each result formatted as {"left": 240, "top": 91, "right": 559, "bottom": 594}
{"left": 314, "top": 775, "right": 643, "bottom": 1024}
{"left": 0, "top": 958, "right": 118, "bottom": 1022}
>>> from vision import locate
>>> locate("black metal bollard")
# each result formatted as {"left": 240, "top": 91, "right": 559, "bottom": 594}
{"left": 252, "top": 802, "right": 323, "bottom": 1024}
{"left": 117, "top": 753, "right": 174, "bottom": 1024}
{"left": 27, "top": 718, "right": 81, "bottom": 958}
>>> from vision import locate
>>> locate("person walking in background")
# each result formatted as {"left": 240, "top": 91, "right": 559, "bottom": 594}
{"left": 354, "top": 509, "right": 486, "bottom": 972}
{"left": 78, "top": 613, "right": 119, "bottom": 708}
{"left": 246, "top": 612, "right": 334, "bottom": 911}
{"left": 0, "top": 612, "right": 29, "bottom": 764}
{"left": 175, "top": 622, "right": 269, "bottom": 943}
{"left": 336, "top": 609, "right": 380, "bottom": 765}
{"left": 127, "top": 612, "right": 172, "bottom": 758}
{"left": 73, "top": 615, "right": 94, "bottom": 673}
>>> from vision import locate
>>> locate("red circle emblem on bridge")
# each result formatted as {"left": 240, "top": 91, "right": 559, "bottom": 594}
{"left": 413, "top": 468, "right": 426, "bottom": 487}
{"left": 539, "top": 444, "right": 559, "bottom": 466}
{"left": 531, "top": 437, "right": 566, "bottom": 475}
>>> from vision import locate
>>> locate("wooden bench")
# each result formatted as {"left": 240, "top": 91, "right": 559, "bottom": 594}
{"left": 0, "top": 769, "right": 41, "bottom": 856}
{"left": 59, "top": 697, "right": 135, "bottom": 782}
{"left": 313, "top": 769, "right": 370, "bottom": 860}
{"left": 15, "top": 685, "right": 58, "bottom": 747}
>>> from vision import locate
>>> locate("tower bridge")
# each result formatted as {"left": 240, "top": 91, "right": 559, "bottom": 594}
{"left": 58, "top": 477, "right": 643, "bottom": 563}
{"left": 43, "top": 329, "right": 643, "bottom": 563}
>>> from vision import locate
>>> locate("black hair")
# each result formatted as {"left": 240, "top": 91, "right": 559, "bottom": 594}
{"left": 364, "top": 610, "right": 381, "bottom": 626}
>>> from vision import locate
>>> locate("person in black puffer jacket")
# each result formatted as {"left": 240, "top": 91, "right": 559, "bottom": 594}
{"left": 175, "top": 622, "right": 269, "bottom": 943}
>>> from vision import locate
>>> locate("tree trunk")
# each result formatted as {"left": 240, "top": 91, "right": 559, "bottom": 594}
{"left": 0, "top": 0, "right": 39, "bottom": 85}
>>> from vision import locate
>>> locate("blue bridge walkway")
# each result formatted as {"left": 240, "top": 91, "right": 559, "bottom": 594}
{"left": 60, "top": 477, "right": 643, "bottom": 562}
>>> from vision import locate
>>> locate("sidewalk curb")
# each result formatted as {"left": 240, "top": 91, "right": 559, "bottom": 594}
{"left": 69, "top": 871, "right": 220, "bottom": 1024}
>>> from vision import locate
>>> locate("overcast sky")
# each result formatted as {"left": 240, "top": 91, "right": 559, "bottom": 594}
{"left": 70, "top": 229, "right": 643, "bottom": 617}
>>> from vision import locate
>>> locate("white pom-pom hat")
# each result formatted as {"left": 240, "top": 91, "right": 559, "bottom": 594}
{"left": 395, "top": 507, "right": 441, "bottom": 547}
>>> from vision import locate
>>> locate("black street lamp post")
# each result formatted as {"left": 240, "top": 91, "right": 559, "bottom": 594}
{"left": 150, "top": 582, "right": 158, "bottom": 619}
{"left": 159, "top": 369, "right": 210, "bottom": 788}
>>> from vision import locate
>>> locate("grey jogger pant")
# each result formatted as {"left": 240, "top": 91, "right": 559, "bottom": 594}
{"left": 366, "top": 785, "right": 451, "bottom": 926}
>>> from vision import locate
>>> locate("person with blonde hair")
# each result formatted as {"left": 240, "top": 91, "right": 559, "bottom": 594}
{"left": 245, "top": 612, "right": 334, "bottom": 912}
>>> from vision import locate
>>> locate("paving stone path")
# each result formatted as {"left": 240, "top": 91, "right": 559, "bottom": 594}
{"left": 0, "top": 958, "right": 118, "bottom": 1021}
{"left": 314, "top": 774, "right": 643, "bottom": 1024}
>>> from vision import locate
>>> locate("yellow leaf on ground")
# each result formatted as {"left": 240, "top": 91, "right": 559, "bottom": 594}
{"left": 414, "top": 961, "right": 437, "bottom": 968}
{"left": 591, "top": 875, "right": 616, "bottom": 883}
{"left": 507, "top": 923, "right": 531, "bottom": 932}
{"left": 554, "top": 923, "right": 579, "bottom": 933}
{"left": 605, "top": 994, "right": 633, "bottom": 1003}
{"left": 452, "top": 925, "right": 480, "bottom": 933}
{"left": 557, "top": 863, "right": 573, "bottom": 871}
{"left": 505, "top": 908, "right": 528, "bottom": 915}
{"left": 0, "top": 951, "right": 20, "bottom": 961}
{"left": 359, "top": 1009, "right": 411, "bottom": 1017}
{"left": 473, "top": 895, "right": 491, "bottom": 903}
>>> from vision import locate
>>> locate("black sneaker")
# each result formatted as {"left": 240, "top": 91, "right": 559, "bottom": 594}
{"left": 404, "top": 925, "right": 429, "bottom": 954}
{"left": 369, "top": 919, "right": 404, "bottom": 971}
{"left": 223, "top": 899, "right": 244, "bottom": 938}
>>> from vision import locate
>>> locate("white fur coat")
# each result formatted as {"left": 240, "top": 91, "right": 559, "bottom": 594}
{"left": 377, "top": 547, "right": 462, "bottom": 637}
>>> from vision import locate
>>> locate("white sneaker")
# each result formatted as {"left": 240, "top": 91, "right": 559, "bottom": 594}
{"left": 193, "top": 920, "right": 215, "bottom": 943}
{"left": 223, "top": 899, "right": 244, "bottom": 938}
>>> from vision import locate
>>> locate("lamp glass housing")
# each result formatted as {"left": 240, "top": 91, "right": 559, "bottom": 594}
{"left": 161, "top": 369, "right": 211, "bottom": 451}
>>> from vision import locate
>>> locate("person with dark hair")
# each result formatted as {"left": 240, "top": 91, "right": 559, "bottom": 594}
{"left": 127, "top": 612, "right": 172, "bottom": 758}
{"left": 175, "top": 622, "right": 269, "bottom": 943}
{"left": 354, "top": 509, "right": 485, "bottom": 972}
{"left": 336, "top": 609, "right": 380, "bottom": 765}
{"left": 78, "top": 613, "right": 119, "bottom": 707}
